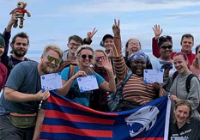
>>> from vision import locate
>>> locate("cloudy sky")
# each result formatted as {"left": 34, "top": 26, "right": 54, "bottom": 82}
{"left": 1, "top": 0, "right": 200, "bottom": 60}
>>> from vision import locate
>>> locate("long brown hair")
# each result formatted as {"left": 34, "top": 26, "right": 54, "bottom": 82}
{"left": 192, "top": 44, "right": 200, "bottom": 69}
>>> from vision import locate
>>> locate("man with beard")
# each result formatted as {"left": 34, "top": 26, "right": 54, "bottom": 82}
{"left": 0, "top": 44, "right": 63, "bottom": 140}
{"left": 1, "top": 13, "right": 32, "bottom": 76}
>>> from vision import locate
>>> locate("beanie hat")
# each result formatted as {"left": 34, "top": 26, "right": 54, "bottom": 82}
{"left": 158, "top": 35, "right": 172, "bottom": 47}
{"left": 0, "top": 34, "right": 5, "bottom": 47}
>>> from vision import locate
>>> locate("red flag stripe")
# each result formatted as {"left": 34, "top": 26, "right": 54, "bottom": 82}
{"left": 48, "top": 95, "right": 118, "bottom": 116}
{"left": 45, "top": 110, "right": 115, "bottom": 125}
{"left": 41, "top": 125, "right": 113, "bottom": 137}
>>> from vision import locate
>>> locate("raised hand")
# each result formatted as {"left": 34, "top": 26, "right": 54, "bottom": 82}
{"left": 112, "top": 19, "right": 120, "bottom": 36}
{"left": 153, "top": 24, "right": 163, "bottom": 39}
{"left": 86, "top": 28, "right": 98, "bottom": 41}
{"left": 101, "top": 56, "right": 113, "bottom": 72}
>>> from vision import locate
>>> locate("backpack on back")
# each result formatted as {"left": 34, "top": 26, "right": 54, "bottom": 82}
{"left": 172, "top": 71, "right": 198, "bottom": 93}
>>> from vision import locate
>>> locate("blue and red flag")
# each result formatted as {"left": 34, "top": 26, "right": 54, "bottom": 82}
{"left": 40, "top": 91, "right": 170, "bottom": 140}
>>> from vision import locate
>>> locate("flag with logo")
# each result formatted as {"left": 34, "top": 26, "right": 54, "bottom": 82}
{"left": 39, "top": 91, "right": 171, "bottom": 140}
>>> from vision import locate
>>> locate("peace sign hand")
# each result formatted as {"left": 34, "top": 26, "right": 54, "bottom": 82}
{"left": 86, "top": 28, "right": 98, "bottom": 41}
{"left": 112, "top": 19, "right": 120, "bottom": 36}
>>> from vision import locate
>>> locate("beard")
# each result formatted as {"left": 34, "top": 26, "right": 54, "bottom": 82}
{"left": 40, "top": 61, "right": 59, "bottom": 74}
{"left": 12, "top": 47, "right": 27, "bottom": 57}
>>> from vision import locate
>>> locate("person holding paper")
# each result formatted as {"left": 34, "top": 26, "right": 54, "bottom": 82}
{"left": 111, "top": 19, "right": 164, "bottom": 111}
{"left": 163, "top": 52, "right": 200, "bottom": 119}
{"left": 0, "top": 45, "right": 63, "bottom": 140}
{"left": 169, "top": 100, "right": 200, "bottom": 140}
{"left": 58, "top": 45, "right": 116, "bottom": 107}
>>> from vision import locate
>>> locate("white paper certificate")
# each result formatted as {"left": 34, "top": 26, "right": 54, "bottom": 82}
{"left": 41, "top": 72, "right": 62, "bottom": 91}
{"left": 144, "top": 69, "right": 163, "bottom": 84}
{"left": 77, "top": 75, "right": 99, "bottom": 92}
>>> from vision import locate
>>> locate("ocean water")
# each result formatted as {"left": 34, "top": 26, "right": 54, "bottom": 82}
{"left": 26, "top": 48, "right": 183, "bottom": 62}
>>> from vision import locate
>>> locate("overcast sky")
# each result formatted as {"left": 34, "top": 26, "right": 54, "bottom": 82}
{"left": 1, "top": 0, "right": 200, "bottom": 59}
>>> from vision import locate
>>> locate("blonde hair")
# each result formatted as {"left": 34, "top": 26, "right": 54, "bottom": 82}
{"left": 173, "top": 100, "right": 192, "bottom": 124}
{"left": 75, "top": 45, "right": 94, "bottom": 57}
{"left": 94, "top": 49, "right": 108, "bottom": 58}
{"left": 43, "top": 44, "right": 63, "bottom": 59}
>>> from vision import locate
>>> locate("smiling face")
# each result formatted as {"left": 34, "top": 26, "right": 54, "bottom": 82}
{"left": 174, "top": 105, "right": 190, "bottom": 126}
{"left": 130, "top": 59, "right": 146, "bottom": 77}
{"left": 159, "top": 41, "right": 173, "bottom": 59}
{"left": 94, "top": 51, "right": 106, "bottom": 68}
{"left": 68, "top": 39, "right": 81, "bottom": 54}
{"left": 103, "top": 38, "right": 114, "bottom": 52}
{"left": 173, "top": 54, "right": 189, "bottom": 74}
{"left": 77, "top": 49, "right": 94, "bottom": 68}
{"left": 40, "top": 49, "right": 61, "bottom": 74}
{"left": 181, "top": 37, "right": 194, "bottom": 54}
{"left": 126, "top": 39, "right": 141, "bottom": 56}
{"left": 11, "top": 37, "right": 28, "bottom": 57}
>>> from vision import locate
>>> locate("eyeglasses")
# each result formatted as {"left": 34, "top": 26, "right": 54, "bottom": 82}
{"left": 129, "top": 43, "right": 139, "bottom": 47}
{"left": 161, "top": 45, "right": 172, "bottom": 50}
{"left": 68, "top": 43, "right": 81, "bottom": 47}
{"left": 95, "top": 56, "right": 104, "bottom": 62}
{"left": 44, "top": 54, "right": 62, "bottom": 64}
{"left": 15, "top": 42, "right": 28, "bottom": 46}
{"left": 81, "top": 54, "right": 93, "bottom": 59}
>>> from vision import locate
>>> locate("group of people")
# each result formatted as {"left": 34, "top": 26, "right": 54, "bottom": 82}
{"left": 0, "top": 13, "right": 200, "bottom": 140}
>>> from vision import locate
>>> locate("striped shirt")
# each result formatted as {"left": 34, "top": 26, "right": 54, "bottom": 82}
{"left": 113, "top": 53, "right": 164, "bottom": 104}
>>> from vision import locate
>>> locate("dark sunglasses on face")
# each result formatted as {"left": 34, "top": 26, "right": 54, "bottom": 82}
{"left": 95, "top": 56, "right": 104, "bottom": 62}
{"left": 15, "top": 42, "right": 28, "bottom": 46}
{"left": 44, "top": 54, "right": 62, "bottom": 64}
{"left": 81, "top": 54, "right": 93, "bottom": 59}
{"left": 161, "top": 45, "right": 172, "bottom": 50}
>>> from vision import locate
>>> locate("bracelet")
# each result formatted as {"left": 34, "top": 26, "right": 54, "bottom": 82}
{"left": 114, "top": 36, "right": 120, "bottom": 39}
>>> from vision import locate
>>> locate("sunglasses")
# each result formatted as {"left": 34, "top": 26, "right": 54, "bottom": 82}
{"left": 44, "top": 54, "right": 62, "bottom": 64}
{"left": 81, "top": 54, "right": 93, "bottom": 59}
{"left": 161, "top": 45, "right": 172, "bottom": 50}
{"left": 15, "top": 42, "right": 28, "bottom": 46}
{"left": 129, "top": 43, "right": 139, "bottom": 47}
{"left": 95, "top": 56, "right": 104, "bottom": 62}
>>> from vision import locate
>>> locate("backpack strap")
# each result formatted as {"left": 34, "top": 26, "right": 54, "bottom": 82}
{"left": 118, "top": 70, "right": 133, "bottom": 97}
{"left": 172, "top": 71, "right": 178, "bottom": 82}
{"left": 68, "top": 65, "right": 76, "bottom": 79}
{"left": 186, "top": 74, "right": 198, "bottom": 93}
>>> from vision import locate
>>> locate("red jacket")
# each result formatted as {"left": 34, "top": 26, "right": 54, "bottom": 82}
{"left": 152, "top": 37, "right": 195, "bottom": 66}
{"left": 0, "top": 62, "right": 7, "bottom": 91}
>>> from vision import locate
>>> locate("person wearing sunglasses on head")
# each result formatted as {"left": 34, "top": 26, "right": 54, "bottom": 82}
{"left": 58, "top": 45, "right": 116, "bottom": 107}
{"left": 2, "top": 12, "right": 35, "bottom": 77}
{"left": 111, "top": 19, "right": 164, "bottom": 111}
{"left": 152, "top": 25, "right": 195, "bottom": 66}
{"left": 0, "top": 45, "right": 63, "bottom": 140}
{"left": 89, "top": 49, "right": 111, "bottom": 111}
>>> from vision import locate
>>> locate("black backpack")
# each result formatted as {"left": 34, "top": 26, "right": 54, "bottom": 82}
{"left": 172, "top": 71, "right": 198, "bottom": 93}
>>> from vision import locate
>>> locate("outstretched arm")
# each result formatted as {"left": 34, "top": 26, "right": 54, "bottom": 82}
{"left": 83, "top": 28, "right": 98, "bottom": 45}
{"left": 152, "top": 25, "right": 163, "bottom": 58}
{"left": 112, "top": 19, "right": 121, "bottom": 56}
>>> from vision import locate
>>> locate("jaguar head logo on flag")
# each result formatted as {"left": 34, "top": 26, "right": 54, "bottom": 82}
{"left": 125, "top": 106, "right": 160, "bottom": 137}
